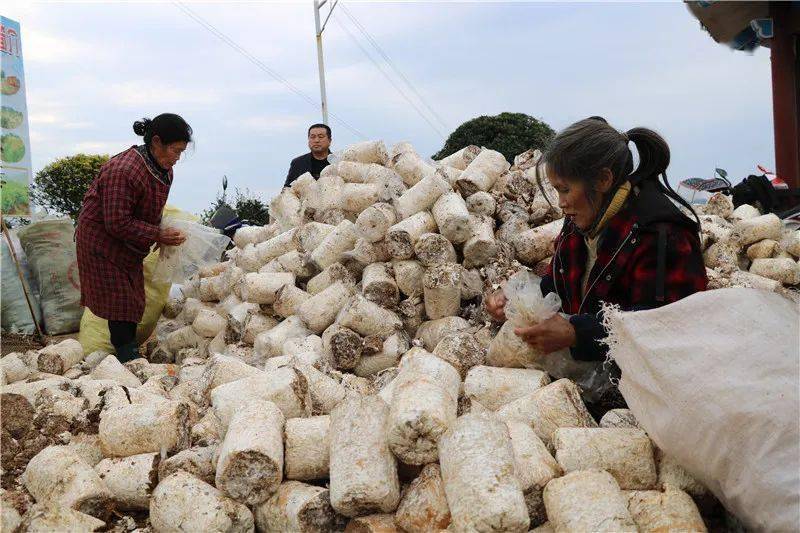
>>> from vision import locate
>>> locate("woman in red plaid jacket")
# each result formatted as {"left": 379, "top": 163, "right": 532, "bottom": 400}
{"left": 486, "top": 117, "right": 707, "bottom": 417}
{"left": 75, "top": 114, "right": 192, "bottom": 362}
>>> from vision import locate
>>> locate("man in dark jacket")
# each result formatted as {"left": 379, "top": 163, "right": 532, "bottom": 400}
{"left": 284, "top": 123, "right": 332, "bottom": 187}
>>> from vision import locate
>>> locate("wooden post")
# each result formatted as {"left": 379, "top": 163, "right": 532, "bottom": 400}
{"left": 1, "top": 215, "right": 46, "bottom": 342}
{"left": 769, "top": 2, "right": 800, "bottom": 188}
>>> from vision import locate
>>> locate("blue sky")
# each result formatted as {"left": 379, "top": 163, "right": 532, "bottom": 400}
{"left": 3, "top": 1, "right": 775, "bottom": 215}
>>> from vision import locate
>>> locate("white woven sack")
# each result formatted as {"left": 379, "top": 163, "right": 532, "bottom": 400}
{"left": 604, "top": 288, "right": 799, "bottom": 532}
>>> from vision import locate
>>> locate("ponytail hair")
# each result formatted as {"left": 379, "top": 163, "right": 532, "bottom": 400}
{"left": 626, "top": 127, "right": 669, "bottom": 184}
{"left": 132, "top": 118, "right": 150, "bottom": 137}
{"left": 626, "top": 127, "right": 699, "bottom": 228}
{"left": 540, "top": 118, "right": 699, "bottom": 228}
{"left": 132, "top": 113, "right": 193, "bottom": 147}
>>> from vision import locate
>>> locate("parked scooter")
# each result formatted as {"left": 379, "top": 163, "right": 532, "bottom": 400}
{"left": 678, "top": 166, "right": 800, "bottom": 219}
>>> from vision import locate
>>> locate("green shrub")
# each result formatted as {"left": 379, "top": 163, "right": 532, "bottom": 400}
{"left": 201, "top": 179, "right": 270, "bottom": 227}
{"left": 433, "top": 112, "right": 555, "bottom": 164}
{"left": 30, "top": 153, "right": 109, "bottom": 220}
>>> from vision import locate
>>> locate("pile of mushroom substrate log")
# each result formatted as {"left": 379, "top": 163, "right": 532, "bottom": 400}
{"left": 3, "top": 138, "right": 798, "bottom": 532}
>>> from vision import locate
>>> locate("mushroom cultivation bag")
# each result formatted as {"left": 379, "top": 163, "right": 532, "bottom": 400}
{"left": 152, "top": 218, "right": 231, "bottom": 284}
{"left": 604, "top": 288, "right": 800, "bottom": 532}
{"left": 487, "top": 270, "right": 562, "bottom": 368}
{"left": 487, "top": 271, "right": 613, "bottom": 401}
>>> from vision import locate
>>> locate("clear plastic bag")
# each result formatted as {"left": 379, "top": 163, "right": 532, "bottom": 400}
{"left": 537, "top": 336, "right": 613, "bottom": 403}
{"left": 326, "top": 150, "right": 343, "bottom": 166}
{"left": 486, "top": 270, "right": 613, "bottom": 401}
{"left": 486, "top": 270, "right": 561, "bottom": 368}
{"left": 152, "top": 218, "right": 231, "bottom": 285}
{"left": 504, "top": 270, "right": 561, "bottom": 329}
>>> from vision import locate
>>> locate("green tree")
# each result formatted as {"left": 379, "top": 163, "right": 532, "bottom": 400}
{"left": 233, "top": 189, "right": 270, "bottom": 226}
{"left": 432, "top": 112, "right": 555, "bottom": 164}
{"left": 201, "top": 177, "right": 270, "bottom": 227}
{"left": 30, "top": 154, "right": 109, "bottom": 220}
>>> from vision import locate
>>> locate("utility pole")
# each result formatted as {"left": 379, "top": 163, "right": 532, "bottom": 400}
{"left": 313, "top": 0, "right": 337, "bottom": 125}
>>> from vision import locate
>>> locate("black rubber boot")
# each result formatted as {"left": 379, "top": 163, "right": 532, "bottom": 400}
{"left": 115, "top": 341, "right": 140, "bottom": 364}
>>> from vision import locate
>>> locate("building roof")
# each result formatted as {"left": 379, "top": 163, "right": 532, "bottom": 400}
{"left": 686, "top": 1, "right": 772, "bottom": 51}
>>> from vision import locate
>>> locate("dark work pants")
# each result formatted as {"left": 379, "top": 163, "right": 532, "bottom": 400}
{"left": 108, "top": 320, "right": 138, "bottom": 362}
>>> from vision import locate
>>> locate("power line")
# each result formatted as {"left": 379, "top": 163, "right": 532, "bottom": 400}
{"left": 334, "top": 11, "right": 446, "bottom": 140}
{"left": 339, "top": 3, "right": 449, "bottom": 132}
{"left": 173, "top": 1, "right": 367, "bottom": 140}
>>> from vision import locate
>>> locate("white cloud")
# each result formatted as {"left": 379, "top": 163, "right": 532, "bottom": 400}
{"left": 103, "top": 81, "right": 222, "bottom": 107}
{"left": 234, "top": 80, "right": 300, "bottom": 96}
{"left": 239, "top": 115, "right": 307, "bottom": 133}
{"left": 28, "top": 112, "right": 60, "bottom": 125}
{"left": 22, "top": 27, "right": 113, "bottom": 65}
{"left": 28, "top": 130, "right": 47, "bottom": 143}
{"left": 72, "top": 141, "right": 128, "bottom": 155}
{"left": 61, "top": 121, "right": 93, "bottom": 130}
{"left": 231, "top": 74, "right": 321, "bottom": 99}
{"left": 27, "top": 111, "right": 92, "bottom": 136}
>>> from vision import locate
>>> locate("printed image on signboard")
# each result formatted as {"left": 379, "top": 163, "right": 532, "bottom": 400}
{"left": 1, "top": 16, "right": 31, "bottom": 216}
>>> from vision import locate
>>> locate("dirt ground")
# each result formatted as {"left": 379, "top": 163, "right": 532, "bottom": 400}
{"left": 1, "top": 332, "right": 79, "bottom": 356}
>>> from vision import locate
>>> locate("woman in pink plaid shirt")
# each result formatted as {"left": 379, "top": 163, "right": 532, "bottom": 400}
{"left": 75, "top": 114, "right": 192, "bottom": 362}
